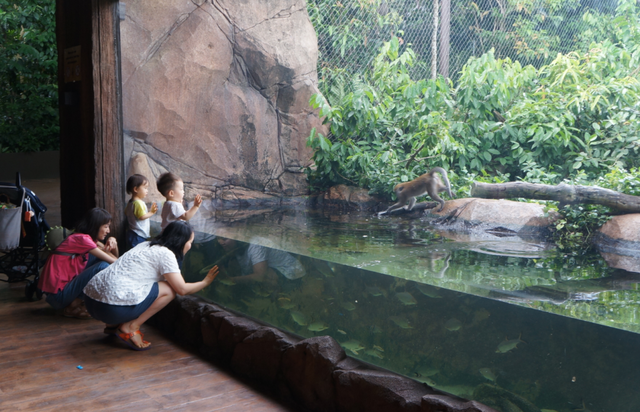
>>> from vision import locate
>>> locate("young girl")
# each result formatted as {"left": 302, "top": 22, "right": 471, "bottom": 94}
{"left": 125, "top": 174, "right": 158, "bottom": 249}
{"left": 83, "top": 221, "right": 219, "bottom": 350}
{"left": 38, "top": 208, "right": 119, "bottom": 319}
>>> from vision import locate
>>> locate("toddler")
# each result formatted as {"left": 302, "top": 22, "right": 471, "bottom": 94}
{"left": 157, "top": 172, "right": 202, "bottom": 231}
{"left": 125, "top": 174, "right": 158, "bottom": 248}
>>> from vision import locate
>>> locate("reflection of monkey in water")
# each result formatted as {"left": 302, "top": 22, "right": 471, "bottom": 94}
{"left": 379, "top": 167, "right": 454, "bottom": 216}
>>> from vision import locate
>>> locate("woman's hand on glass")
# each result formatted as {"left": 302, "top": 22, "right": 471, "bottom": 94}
{"left": 204, "top": 265, "right": 219, "bottom": 285}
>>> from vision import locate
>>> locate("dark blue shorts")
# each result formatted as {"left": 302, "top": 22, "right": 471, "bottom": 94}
{"left": 84, "top": 282, "right": 159, "bottom": 325}
{"left": 127, "top": 230, "right": 147, "bottom": 249}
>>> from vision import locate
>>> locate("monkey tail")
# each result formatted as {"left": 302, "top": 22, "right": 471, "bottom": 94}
{"left": 429, "top": 167, "right": 454, "bottom": 199}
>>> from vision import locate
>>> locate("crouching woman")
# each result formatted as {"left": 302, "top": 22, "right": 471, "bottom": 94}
{"left": 38, "top": 208, "right": 118, "bottom": 319}
{"left": 83, "top": 221, "right": 218, "bottom": 350}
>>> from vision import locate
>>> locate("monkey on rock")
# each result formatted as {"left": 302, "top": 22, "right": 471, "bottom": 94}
{"left": 378, "top": 167, "right": 454, "bottom": 216}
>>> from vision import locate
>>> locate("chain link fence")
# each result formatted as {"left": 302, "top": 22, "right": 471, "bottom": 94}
{"left": 307, "top": 0, "right": 621, "bottom": 93}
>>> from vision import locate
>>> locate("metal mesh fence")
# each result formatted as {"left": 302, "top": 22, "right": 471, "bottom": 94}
{"left": 307, "top": 0, "right": 621, "bottom": 92}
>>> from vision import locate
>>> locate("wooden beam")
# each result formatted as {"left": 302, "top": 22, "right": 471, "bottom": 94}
{"left": 92, "top": 0, "right": 125, "bottom": 237}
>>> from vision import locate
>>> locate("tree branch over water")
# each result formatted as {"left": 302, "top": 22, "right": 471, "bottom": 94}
{"left": 471, "top": 182, "right": 640, "bottom": 214}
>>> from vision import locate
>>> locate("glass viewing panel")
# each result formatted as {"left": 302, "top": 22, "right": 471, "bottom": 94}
{"left": 180, "top": 207, "right": 640, "bottom": 412}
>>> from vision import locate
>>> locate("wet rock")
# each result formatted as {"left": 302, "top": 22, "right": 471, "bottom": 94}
{"left": 151, "top": 296, "right": 501, "bottom": 412}
{"left": 431, "top": 199, "right": 555, "bottom": 233}
{"left": 334, "top": 369, "right": 427, "bottom": 412}
{"left": 594, "top": 214, "right": 640, "bottom": 272}
{"left": 320, "top": 185, "right": 383, "bottom": 210}
{"left": 231, "top": 327, "right": 298, "bottom": 386}
{"left": 597, "top": 213, "right": 640, "bottom": 243}
{"left": 174, "top": 297, "right": 210, "bottom": 347}
{"left": 281, "top": 336, "right": 346, "bottom": 411}
{"left": 217, "top": 315, "right": 263, "bottom": 365}
{"left": 121, "top": 0, "right": 326, "bottom": 201}
{"left": 200, "top": 309, "right": 233, "bottom": 362}
{"left": 147, "top": 297, "right": 179, "bottom": 334}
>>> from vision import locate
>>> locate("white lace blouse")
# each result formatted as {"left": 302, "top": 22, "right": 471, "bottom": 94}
{"left": 83, "top": 242, "right": 180, "bottom": 306}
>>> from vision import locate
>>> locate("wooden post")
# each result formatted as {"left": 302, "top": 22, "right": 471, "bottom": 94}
{"left": 56, "top": 0, "right": 124, "bottom": 237}
{"left": 92, "top": 0, "right": 125, "bottom": 238}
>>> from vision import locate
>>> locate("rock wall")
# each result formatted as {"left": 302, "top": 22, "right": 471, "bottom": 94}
{"left": 121, "top": 0, "right": 325, "bottom": 202}
{"left": 148, "top": 295, "right": 498, "bottom": 412}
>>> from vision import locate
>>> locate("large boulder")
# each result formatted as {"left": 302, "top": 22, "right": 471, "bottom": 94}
{"left": 594, "top": 214, "right": 640, "bottom": 273}
{"left": 120, "top": 0, "right": 325, "bottom": 201}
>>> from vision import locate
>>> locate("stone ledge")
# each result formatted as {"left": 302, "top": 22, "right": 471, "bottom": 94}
{"left": 148, "top": 295, "right": 498, "bottom": 412}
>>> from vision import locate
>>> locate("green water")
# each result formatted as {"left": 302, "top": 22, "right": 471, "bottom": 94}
{"left": 183, "top": 208, "right": 640, "bottom": 412}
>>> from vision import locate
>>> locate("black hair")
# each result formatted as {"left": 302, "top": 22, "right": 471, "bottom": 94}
{"left": 126, "top": 174, "right": 149, "bottom": 194}
{"left": 156, "top": 172, "right": 181, "bottom": 197}
{"left": 75, "top": 208, "right": 112, "bottom": 242}
{"left": 149, "top": 221, "right": 193, "bottom": 260}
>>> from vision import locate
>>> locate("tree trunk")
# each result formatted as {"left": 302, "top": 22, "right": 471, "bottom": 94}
{"left": 471, "top": 182, "right": 640, "bottom": 214}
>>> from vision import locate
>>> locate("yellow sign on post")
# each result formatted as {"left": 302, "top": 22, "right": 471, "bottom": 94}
{"left": 64, "top": 46, "right": 81, "bottom": 83}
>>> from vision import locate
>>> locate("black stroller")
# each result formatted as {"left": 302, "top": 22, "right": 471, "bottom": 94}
{"left": 0, "top": 173, "right": 49, "bottom": 299}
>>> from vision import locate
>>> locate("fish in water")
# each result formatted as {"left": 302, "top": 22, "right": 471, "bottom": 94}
{"left": 413, "top": 373, "right": 436, "bottom": 386}
{"left": 444, "top": 318, "right": 462, "bottom": 331}
{"left": 252, "top": 287, "right": 271, "bottom": 297}
{"left": 277, "top": 297, "right": 295, "bottom": 310}
{"left": 342, "top": 339, "right": 365, "bottom": 355}
{"left": 373, "top": 345, "right": 384, "bottom": 352}
{"left": 341, "top": 301, "right": 356, "bottom": 311}
{"left": 496, "top": 334, "right": 525, "bottom": 353}
{"left": 365, "top": 349, "right": 384, "bottom": 359}
{"left": 199, "top": 263, "right": 217, "bottom": 275}
{"left": 308, "top": 321, "right": 330, "bottom": 332}
{"left": 370, "top": 325, "right": 383, "bottom": 334}
{"left": 365, "top": 286, "right": 385, "bottom": 297}
{"left": 396, "top": 292, "right": 417, "bottom": 306}
{"left": 337, "top": 329, "right": 347, "bottom": 335}
{"left": 414, "top": 366, "right": 439, "bottom": 378}
{"left": 479, "top": 368, "right": 497, "bottom": 382}
{"left": 290, "top": 311, "right": 308, "bottom": 326}
{"left": 218, "top": 278, "right": 236, "bottom": 286}
{"left": 415, "top": 284, "right": 442, "bottom": 298}
{"left": 389, "top": 316, "right": 413, "bottom": 329}
{"left": 473, "top": 308, "right": 491, "bottom": 323}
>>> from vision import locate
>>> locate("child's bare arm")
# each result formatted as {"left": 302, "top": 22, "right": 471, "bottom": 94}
{"left": 183, "top": 194, "right": 202, "bottom": 221}
{"left": 140, "top": 202, "right": 158, "bottom": 220}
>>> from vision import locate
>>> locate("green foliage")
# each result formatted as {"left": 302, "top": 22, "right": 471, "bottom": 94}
{"left": 548, "top": 203, "right": 611, "bottom": 254}
{"left": 307, "top": 1, "right": 640, "bottom": 254}
{"left": 306, "top": 37, "right": 458, "bottom": 197}
{"left": 0, "top": 0, "right": 59, "bottom": 152}
{"left": 593, "top": 167, "right": 640, "bottom": 196}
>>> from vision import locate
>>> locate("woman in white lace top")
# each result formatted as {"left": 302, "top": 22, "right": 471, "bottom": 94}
{"left": 83, "top": 221, "right": 218, "bottom": 350}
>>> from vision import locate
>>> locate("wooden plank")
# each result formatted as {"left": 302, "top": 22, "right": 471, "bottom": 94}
{"left": 91, "top": 0, "right": 125, "bottom": 238}
{"left": 0, "top": 281, "right": 296, "bottom": 412}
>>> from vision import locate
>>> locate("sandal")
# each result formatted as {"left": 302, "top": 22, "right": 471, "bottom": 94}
{"left": 116, "top": 329, "right": 151, "bottom": 351}
{"left": 63, "top": 304, "right": 92, "bottom": 320}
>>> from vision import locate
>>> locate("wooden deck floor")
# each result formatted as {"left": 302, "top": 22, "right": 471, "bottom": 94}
{"left": 0, "top": 281, "right": 299, "bottom": 411}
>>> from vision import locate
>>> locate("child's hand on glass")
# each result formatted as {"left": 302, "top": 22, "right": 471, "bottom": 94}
{"left": 194, "top": 194, "right": 202, "bottom": 207}
{"left": 150, "top": 202, "right": 158, "bottom": 214}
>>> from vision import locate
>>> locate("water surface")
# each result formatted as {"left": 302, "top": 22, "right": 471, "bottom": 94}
{"left": 183, "top": 208, "right": 640, "bottom": 412}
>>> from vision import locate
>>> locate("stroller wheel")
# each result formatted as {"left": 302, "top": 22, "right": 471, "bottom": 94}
{"left": 25, "top": 280, "right": 38, "bottom": 301}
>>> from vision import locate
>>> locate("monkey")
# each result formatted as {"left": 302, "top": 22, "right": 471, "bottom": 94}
{"left": 378, "top": 167, "right": 454, "bottom": 216}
